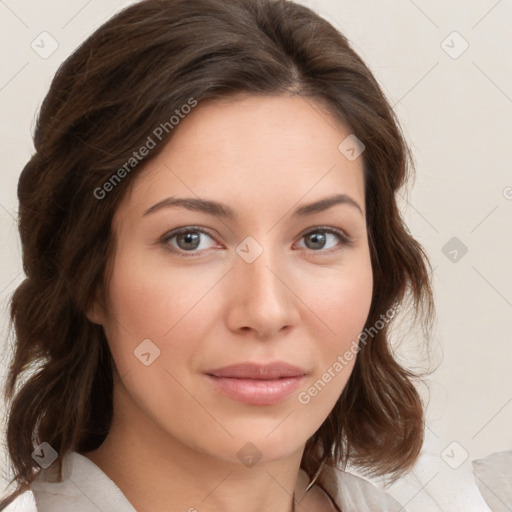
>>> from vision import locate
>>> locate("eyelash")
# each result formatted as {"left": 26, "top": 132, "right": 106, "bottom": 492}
{"left": 159, "top": 226, "right": 355, "bottom": 258}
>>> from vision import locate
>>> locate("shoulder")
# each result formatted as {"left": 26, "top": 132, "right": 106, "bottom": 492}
{"left": 315, "top": 464, "right": 408, "bottom": 512}
{"left": 472, "top": 449, "right": 512, "bottom": 509}
{"left": 25, "top": 451, "right": 136, "bottom": 512}
{"left": 2, "top": 491, "right": 38, "bottom": 512}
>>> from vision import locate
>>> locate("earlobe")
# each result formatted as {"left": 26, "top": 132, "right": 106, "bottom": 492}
{"left": 85, "top": 290, "right": 106, "bottom": 326}
{"left": 85, "top": 302, "right": 104, "bottom": 325}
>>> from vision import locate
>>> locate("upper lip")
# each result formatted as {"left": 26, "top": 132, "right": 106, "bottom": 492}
{"left": 205, "top": 361, "right": 307, "bottom": 379}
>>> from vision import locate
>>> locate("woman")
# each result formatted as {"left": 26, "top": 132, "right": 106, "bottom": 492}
{"left": 0, "top": 0, "right": 435, "bottom": 510}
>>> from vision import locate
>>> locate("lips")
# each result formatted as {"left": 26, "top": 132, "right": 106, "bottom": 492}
{"left": 204, "top": 361, "right": 307, "bottom": 380}
{"left": 204, "top": 361, "right": 307, "bottom": 405}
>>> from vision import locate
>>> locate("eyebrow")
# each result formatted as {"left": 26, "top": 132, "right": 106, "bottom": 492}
{"left": 142, "top": 193, "right": 364, "bottom": 219}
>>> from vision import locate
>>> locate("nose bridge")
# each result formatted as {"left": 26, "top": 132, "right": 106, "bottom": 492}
{"left": 238, "top": 237, "right": 287, "bottom": 304}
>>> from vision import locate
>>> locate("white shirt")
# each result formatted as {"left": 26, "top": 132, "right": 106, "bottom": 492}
{"left": 472, "top": 450, "right": 512, "bottom": 511}
{"left": 5, "top": 450, "right": 407, "bottom": 511}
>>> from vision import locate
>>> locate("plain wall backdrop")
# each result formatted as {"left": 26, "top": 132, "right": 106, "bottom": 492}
{"left": 1, "top": 1, "right": 511, "bottom": 510}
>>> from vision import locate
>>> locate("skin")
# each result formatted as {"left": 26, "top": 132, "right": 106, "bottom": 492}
{"left": 84, "top": 93, "right": 373, "bottom": 512}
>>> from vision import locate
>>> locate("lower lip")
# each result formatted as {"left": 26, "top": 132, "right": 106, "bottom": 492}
{"left": 205, "top": 374, "right": 305, "bottom": 405}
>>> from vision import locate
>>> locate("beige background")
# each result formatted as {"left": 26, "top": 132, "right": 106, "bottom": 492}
{"left": 1, "top": 1, "right": 511, "bottom": 510}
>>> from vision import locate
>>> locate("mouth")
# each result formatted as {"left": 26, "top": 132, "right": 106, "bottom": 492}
{"left": 204, "top": 361, "right": 307, "bottom": 406}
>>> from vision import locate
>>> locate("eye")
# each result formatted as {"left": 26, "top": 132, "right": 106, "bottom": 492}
{"left": 296, "top": 227, "right": 354, "bottom": 254}
{"left": 160, "top": 225, "right": 354, "bottom": 258}
{"left": 160, "top": 227, "right": 218, "bottom": 257}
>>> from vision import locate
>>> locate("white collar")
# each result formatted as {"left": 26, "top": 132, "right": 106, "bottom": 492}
{"left": 29, "top": 451, "right": 405, "bottom": 512}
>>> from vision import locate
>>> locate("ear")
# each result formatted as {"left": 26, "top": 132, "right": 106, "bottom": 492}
{"left": 85, "top": 288, "right": 106, "bottom": 326}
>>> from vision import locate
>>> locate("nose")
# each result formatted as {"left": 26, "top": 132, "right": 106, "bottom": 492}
{"left": 224, "top": 243, "right": 300, "bottom": 339}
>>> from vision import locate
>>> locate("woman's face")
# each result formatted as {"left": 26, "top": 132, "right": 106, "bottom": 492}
{"left": 90, "top": 94, "right": 373, "bottom": 466}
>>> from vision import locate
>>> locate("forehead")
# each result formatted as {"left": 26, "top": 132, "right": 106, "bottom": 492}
{"left": 117, "top": 94, "right": 365, "bottom": 222}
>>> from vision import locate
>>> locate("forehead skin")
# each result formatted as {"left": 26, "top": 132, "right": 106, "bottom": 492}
{"left": 114, "top": 93, "right": 366, "bottom": 238}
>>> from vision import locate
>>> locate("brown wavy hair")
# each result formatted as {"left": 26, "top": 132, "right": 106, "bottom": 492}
{"left": 1, "top": 0, "right": 435, "bottom": 507}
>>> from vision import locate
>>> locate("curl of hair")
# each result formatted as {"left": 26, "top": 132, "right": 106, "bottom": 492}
{"left": 1, "top": 0, "right": 435, "bottom": 507}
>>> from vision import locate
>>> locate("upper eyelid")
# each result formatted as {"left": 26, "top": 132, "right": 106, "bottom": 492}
{"left": 161, "top": 226, "right": 217, "bottom": 242}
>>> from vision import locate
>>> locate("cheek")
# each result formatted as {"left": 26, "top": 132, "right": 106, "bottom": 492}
{"left": 101, "top": 256, "right": 176, "bottom": 366}
{"left": 101, "top": 249, "right": 224, "bottom": 381}
{"left": 294, "top": 260, "right": 372, "bottom": 420}
{"left": 331, "top": 272, "right": 373, "bottom": 346}
{"left": 104, "top": 247, "right": 207, "bottom": 336}
{"left": 302, "top": 251, "right": 373, "bottom": 385}
{"left": 100, "top": 259, "right": 207, "bottom": 428}
{"left": 308, "top": 252, "right": 373, "bottom": 344}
